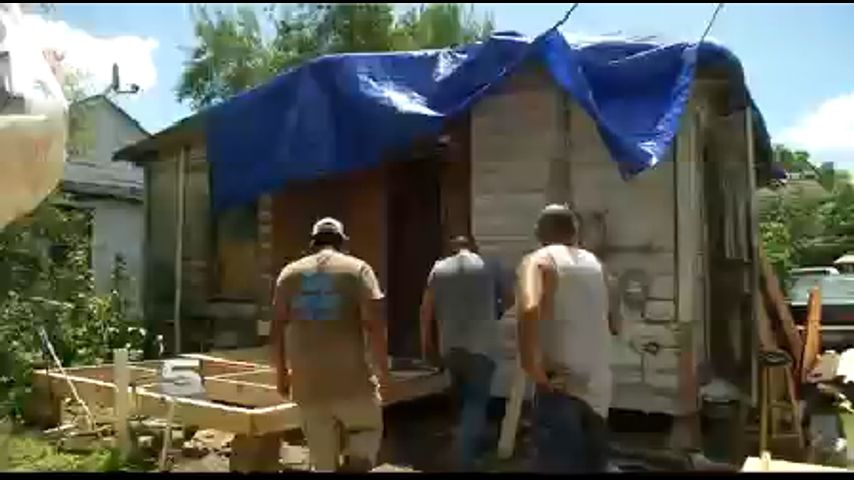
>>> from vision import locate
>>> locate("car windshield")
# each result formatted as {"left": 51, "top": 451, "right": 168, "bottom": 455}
{"left": 789, "top": 274, "right": 854, "bottom": 303}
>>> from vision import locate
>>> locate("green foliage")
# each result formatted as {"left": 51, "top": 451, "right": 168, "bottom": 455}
{"left": 177, "top": 3, "right": 495, "bottom": 110}
{"left": 760, "top": 145, "right": 854, "bottom": 276}
{"left": 64, "top": 70, "right": 98, "bottom": 159}
{"left": 1, "top": 431, "right": 153, "bottom": 472}
{"left": 0, "top": 193, "right": 146, "bottom": 419}
{"left": 3, "top": 434, "right": 112, "bottom": 471}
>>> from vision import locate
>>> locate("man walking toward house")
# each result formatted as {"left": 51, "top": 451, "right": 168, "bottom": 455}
{"left": 270, "top": 217, "right": 390, "bottom": 472}
{"left": 419, "top": 235, "right": 512, "bottom": 470}
{"left": 516, "top": 204, "right": 619, "bottom": 473}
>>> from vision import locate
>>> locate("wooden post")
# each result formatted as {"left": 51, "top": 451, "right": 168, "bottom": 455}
{"left": 172, "top": 146, "right": 188, "bottom": 354}
{"left": 230, "top": 433, "right": 281, "bottom": 472}
{"left": 159, "top": 400, "right": 177, "bottom": 472}
{"left": 745, "top": 105, "right": 761, "bottom": 407}
{"left": 113, "top": 348, "right": 131, "bottom": 458}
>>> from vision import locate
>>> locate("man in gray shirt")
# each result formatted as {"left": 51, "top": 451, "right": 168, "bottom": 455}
{"left": 419, "top": 235, "right": 511, "bottom": 470}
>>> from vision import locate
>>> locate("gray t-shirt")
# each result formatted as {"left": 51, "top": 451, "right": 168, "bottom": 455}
{"left": 429, "top": 250, "right": 502, "bottom": 358}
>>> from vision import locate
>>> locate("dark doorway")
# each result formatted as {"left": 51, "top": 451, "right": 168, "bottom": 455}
{"left": 386, "top": 156, "right": 442, "bottom": 358}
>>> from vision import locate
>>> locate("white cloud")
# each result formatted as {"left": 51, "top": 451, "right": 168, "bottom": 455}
{"left": 19, "top": 12, "right": 158, "bottom": 94}
{"left": 778, "top": 93, "right": 854, "bottom": 167}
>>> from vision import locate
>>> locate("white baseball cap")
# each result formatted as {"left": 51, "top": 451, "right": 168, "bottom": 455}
{"left": 311, "top": 217, "right": 348, "bottom": 240}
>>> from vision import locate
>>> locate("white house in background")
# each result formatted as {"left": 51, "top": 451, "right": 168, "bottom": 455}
{"left": 61, "top": 95, "right": 149, "bottom": 313}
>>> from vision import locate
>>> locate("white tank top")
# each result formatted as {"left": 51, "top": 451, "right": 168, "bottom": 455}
{"left": 536, "top": 244, "right": 612, "bottom": 418}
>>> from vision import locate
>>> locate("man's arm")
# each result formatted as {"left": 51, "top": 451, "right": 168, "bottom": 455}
{"left": 360, "top": 264, "right": 391, "bottom": 384}
{"left": 604, "top": 269, "right": 621, "bottom": 336}
{"left": 499, "top": 267, "right": 516, "bottom": 315}
{"left": 516, "top": 254, "right": 555, "bottom": 388}
{"left": 270, "top": 279, "right": 290, "bottom": 397}
{"left": 419, "top": 283, "right": 436, "bottom": 361}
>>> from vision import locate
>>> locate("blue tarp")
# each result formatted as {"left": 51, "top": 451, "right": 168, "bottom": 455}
{"left": 206, "top": 28, "right": 771, "bottom": 212}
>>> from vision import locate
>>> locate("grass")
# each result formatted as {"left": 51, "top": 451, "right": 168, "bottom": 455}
{"left": 0, "top": 421, "right": 156, "bottom": 472}
{"left": 2, "top": 434, "right": 114, "bottom": 472}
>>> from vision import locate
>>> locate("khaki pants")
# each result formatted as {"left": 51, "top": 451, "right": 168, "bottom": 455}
{"left": 299, "top": 392, "right": 383, "bottom": 472}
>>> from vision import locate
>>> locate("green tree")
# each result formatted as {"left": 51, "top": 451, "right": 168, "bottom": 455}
{"left": 0, "top": 69, "right": 144, "bottom": 419}
{"left": 761, "top": 144, "right": 854, "bottom": 276}
{"left": 176, "top": 3, "right": 494, "bottom": 110}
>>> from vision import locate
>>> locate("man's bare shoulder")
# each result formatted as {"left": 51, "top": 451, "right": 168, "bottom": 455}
{"left": 519, "top": 248, "right": 556, "bottom": 273}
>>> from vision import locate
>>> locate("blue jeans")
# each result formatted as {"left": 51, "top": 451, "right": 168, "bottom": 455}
{"left": 532, "top": 386, "right": 609, "bottom": 473}
{"left": 444, "top": 349, "right": 496, "bottom": 471}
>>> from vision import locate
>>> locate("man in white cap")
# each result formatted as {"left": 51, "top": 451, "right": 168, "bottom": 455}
{"left": 515, "top": 204, "right": 619, "bottom": 472}
{"left": 270, "top": 217, "right": 390, "bottom": 472}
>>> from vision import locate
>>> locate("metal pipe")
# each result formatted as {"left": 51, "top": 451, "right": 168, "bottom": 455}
{"left": 172, "top": 146, "right": 188, "bottom": 354}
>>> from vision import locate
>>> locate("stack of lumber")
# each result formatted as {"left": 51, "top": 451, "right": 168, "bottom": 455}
{"left": 755, "top": 248, "right": 825, "bottom": 455}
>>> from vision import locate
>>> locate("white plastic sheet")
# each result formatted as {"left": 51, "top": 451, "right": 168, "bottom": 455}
{"left": 0, "top": 3, "right": 68, "bottom": 229}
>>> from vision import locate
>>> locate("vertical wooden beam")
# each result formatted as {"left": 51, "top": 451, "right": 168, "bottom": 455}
{"left": 745, "top": 106, "right": 761, "bottom": 407}
{"left": 671, "top": 104, "right": 702, "bottom": 450}
{"left": 114, "top": 348, "right": 131, "bottom": 458}
{"left": 173, "top": 146, "right": 188, "bottom": 354}
{"left": 256, "top": 194, "right": 274, "bottom": 337}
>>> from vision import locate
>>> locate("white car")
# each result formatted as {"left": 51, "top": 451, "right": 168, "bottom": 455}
{"left": 790, "top": 267, "right": 840, "bottom": 277}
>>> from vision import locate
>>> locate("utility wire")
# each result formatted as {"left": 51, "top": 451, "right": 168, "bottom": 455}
{"left": 551, "top": 3, "right": 581, "bottom": 32}
{"left": 698, "top": 3, "right": 725, "bottom": 46}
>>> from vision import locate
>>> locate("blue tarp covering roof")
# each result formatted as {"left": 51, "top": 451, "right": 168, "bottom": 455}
{"left": 206, "top": 27, "right": 772, "bottom": 212}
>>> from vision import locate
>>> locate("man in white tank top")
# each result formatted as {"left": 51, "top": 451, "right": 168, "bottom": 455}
{"left": 516, "top": 204, "right": 619, "bottom": 473}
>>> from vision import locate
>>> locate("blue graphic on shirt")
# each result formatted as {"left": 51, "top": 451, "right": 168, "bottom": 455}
{"left": 291, "top": 271, "right": 341, "bottom": 321}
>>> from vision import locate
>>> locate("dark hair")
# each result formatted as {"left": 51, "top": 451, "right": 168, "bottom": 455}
{"left": 448, "top": 235, "right": 479, "bottom": 254}
{"left": 311, "top": 231, "right": 344, "bottom": 250}
{"left": 536, "top": 206, "right": 579, "bottom": 244}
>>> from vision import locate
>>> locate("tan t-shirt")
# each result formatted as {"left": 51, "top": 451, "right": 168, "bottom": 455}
{"left": 275, "top": 248, "right": 384, "bottom": 404}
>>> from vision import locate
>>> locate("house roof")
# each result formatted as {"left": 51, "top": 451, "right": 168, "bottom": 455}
{"left": 113, "top": 110, "right": 205, "bottom": 163}
{"left": 73, "top": 94, "right": 150, "bottom": 137}
{"left": 115, "top": 29, "right": 774, "bottom": 213}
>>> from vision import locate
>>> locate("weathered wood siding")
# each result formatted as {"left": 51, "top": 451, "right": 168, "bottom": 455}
{"left": 470, "top": 66, "right": 567, "bottom": 398}
{"left": 144, "top": 143, "right": 259, "bottom": 353}
{"left": 471, "top": 65, "right": 711, "bottom": 415}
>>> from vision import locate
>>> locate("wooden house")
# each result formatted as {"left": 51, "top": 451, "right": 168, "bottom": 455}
{"left": 114, "top": 47, "right": 773, "bottom": 427}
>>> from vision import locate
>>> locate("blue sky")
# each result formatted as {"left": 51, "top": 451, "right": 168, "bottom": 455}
{"left": 33, "top": 3, "right": 854, "bottom": 170}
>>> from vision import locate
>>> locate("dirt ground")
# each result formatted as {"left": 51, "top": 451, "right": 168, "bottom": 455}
{"left": 169, "top": 394, "right": 678, "bottom": 472}
{"left": 21, "top": 393, "right": 709, "bottom": 472}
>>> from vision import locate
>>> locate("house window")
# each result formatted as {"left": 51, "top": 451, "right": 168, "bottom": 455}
{"left": 211, "top": 202, "right": 257, "bottom": 301}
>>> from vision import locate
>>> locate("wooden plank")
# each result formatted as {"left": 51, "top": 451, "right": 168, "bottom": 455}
{"left": 741, "top": 456, "right": 847, "bottom": 472}
{"left": 206, "top": 369, "right": 276, "bottom": 385}
{"left": 801, "top": 287, "right": 822, "bottom": 384}
{"left": 757, "top": 291, "right": 778, "bottom": 351}
{"left": 497, "top": 365, "right": 527, "bottom": 459}
{"left": 759, "top": 249, "right": 803, "bottom": 368}
{"left": 201, "top": 377, "right": 281, "bottom": 407}
{"left": 249, "top": 403, "right": 303, "bottom": 435}
{"left": 113, "top": 349, "right": 132, "bottom": 457}
{"left": 134, "top": 391, "right": 256, "bottom": 434}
